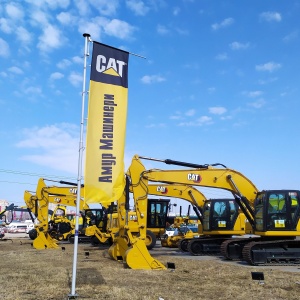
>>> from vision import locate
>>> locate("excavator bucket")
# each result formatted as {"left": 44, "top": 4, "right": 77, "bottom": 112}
{"left": 108, "top": 236, "right": 129, "bottom": 261}
{"left": 33, "top": 230, "right": 59, "bottom": 250}
{"left": 124, "top": 239, "right": 166, "bottom": 270}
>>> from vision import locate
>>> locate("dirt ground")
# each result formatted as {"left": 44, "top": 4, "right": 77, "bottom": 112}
{"left": 1, "top": 235, "right": 300, "bottom": 300}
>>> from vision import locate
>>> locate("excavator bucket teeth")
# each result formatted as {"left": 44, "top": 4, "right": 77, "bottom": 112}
{"left": 124, "top": 240, "right": 166, "bottom": 270}
{"left": 33, "top": 232, "right": 59, "bottom": 250}
{"left": 108, "top": 237, "right": 129, "bottom": 261}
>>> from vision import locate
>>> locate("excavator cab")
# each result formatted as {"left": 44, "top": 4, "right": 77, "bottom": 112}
{"left": 202, "top": 199, "right": 239, "bottom": 231}
{"left": 82, "top": 209, "right": 105, "bottom": 230}
{"left": 147, "top": 199, "right": 170, "bottom": 230}
{"left": 254, "top": 190, "right": 300, "bottom": 232}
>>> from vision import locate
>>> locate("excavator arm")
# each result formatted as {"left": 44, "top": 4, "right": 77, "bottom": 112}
{"left": 141, "top": 184, "right": 205, "bottom": 223}
{"left": 133, "top": 155, "right": 259, "bottom": 228}
{"left": 0, "top": 203, "right": 15, "bottom": 225}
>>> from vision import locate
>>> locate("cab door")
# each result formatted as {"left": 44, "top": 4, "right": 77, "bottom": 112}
{"left": 255, "top": 190, "right": 300, "bottom": 231}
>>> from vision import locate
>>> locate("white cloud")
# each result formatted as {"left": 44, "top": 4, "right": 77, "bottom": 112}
{"left": 255, "top": 61, "right": 282, "bottom": 72}
{"left": 57, "top": 59, "right": 72, "bottom": 69}
{"left": 8, "top": 66, "right": 23, "bottom": 74}
{"left": 16, "top": 26, "right": 32, "bottom": 44}
{"left": 211, "top": 18, "right": 234, "bottom": 30}
{"left": 173, "top": 7, "right": 180, "bottom": 16}
{"left": 104, "top": 19, "right": 136, "bottom": 39}
{"left": 260, "top": 11, "right": 282, "bottom": 22}
{"left": 178, "top": 116, "right": 213, "bottom": 126}
{"left": 170, "top": 114, "right": 182, "bottom": 120}
{"left": 16, "top": 123, "right": 79, "bottom": 174}
{"left": 141, "top": 75, "right": 166, "bottom": 84}
{"left": 209, "top": 106, "right": 227, "bottom": 115}
{"left": 38, "top": 24, "right": 64, "bottom": 52}
{"left": 68, "top": 71, "right": 82, "bottom": 86}
{"left": 24, "top": 86, "right": 42, "bottom": 95}
{"left": 56, "top": 12, "right": 77, "bottom": 26}
{"left": 50, "top": 72, "right": 64, "bottom": 81}
{"left": 0, "top": 38, "right": 9, "bottom": 57}
{"left": 258, "top": 77, "right": 278, "bottom": 85}
{"left": 229, "top": 42, "right": 249, "bottom": 50}
{"left": 283, "top": 31, "right": 298, "bottom": 43}
{"left": 79, "top": 17, "right": 135, "bottom": 41}
{"left": 90, "top": 0, "right": 119, "bottom": 16}
{"left": 157, "top": 24, "right": 169, "bottom": 35}
{"left": 74, "top": 0, "right": 91, "bottom": 16}
{"left": 247, "top": 98, "right": 266, "bottom": 108}
{"left": 26, "top": 0, "right": 70, "bottom": 10}
{"left": 78, "top": 16, "right": 108, "bottom": 41}
{"left": 220, "top": 115, "right": 232, "bottom": 121}
{"left": 145, "top": 123, "right": 166, "bottom": 128}
{"left": 197, "top": 116, "right": 212, "bottom": 124}
{"left": 45, "top": 0, "right": 70, "bottom": 10}
{"left": 72, "top": 56, "right": 82, "bottom": 64}
{"left": 215, "top": 53, "right": 228, "bottom": 60}
{"left": 208, "top": 87, "right": 216, "bottom": 93}
{"left": 185, "top": 109, "right": 196, "bottom": 117}
{"left": 126, "top": 0, "right": 150, "bottom": 16}
{"left": 243, "top": 91, "right": 263, "bottom": 98}
{"left": 0, "top": 18, "right": 13, "bottom": 34}
{"left": 5, "top": 2, "right": 24, "bottom": 20}
{"left": 30, "top": 10, "right": 49, "bottom": 27}
{"left": 176, "top": 28, "right": 189, "bottom": 35}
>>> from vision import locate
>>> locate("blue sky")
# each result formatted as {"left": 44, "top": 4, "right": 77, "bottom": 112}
{"left": 0, "top": 0, "right": 299, "bottom": 214}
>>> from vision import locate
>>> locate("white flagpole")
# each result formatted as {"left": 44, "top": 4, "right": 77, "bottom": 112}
{"left": 68, "top": 33, "right": 91, "bottom": 299}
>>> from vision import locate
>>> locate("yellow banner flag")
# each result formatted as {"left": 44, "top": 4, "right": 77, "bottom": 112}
{"left": 84, "top": 42, "right": 129, "bottom": 205}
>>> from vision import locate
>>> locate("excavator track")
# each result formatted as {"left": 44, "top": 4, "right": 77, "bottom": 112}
{"left": 178, "top": 238, "right": 191, "bottom": 252}
{"left": 220, "top": 237, "right": 261, "bottom": 260}
{"left": 242, "top": 239, "right": 300, "bottom": 266}
{"left": 187, "top": 238, "right": 229, "bottom": 256}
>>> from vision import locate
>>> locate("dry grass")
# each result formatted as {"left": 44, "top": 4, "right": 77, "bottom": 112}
{"left": 1, "top": 238, "right": 300, "bottom": 300}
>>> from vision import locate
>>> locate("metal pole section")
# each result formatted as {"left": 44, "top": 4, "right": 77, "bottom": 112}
{"left": 68, "top": 33, "right": 90, "bottom": 299}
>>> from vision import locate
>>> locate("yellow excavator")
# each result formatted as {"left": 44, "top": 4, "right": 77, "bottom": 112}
{"left": 85, "top": 197, "right": 170, "bottom": 250}
{"left": 107, "top": 155, "right": 250, "bottom": 269}
{"left": 139, "top": 184, "right": 204, "bottom": 248}
{"left": 119, "top": 155, "right": 252, "bottom": 256}
{"left": 24, "top": 178, "right": 90, "bottom": 249}
{"left": 108, "top": 168, "right": 169, "bottom": 269}
{"left": 131, "top": 154, "right": 300, "bottom": 266}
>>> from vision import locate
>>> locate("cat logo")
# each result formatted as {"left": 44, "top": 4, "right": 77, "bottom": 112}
{"left": 156, "top": 186, "right": 168, "bottom": 194}
{"left": 187, "top": 173, "right": 201, "bottom": 183}
{"left": 96, "top": 55, "right": 126, "bottom": 77}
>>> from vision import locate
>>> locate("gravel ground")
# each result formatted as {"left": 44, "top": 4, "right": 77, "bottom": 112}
{"left": 3, "top": 233, "right": 300, "bottom": 273}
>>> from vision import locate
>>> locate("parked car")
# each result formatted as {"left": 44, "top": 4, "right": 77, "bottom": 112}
{"left": 7, "top": 221, "right": 30, "bottom": 233}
